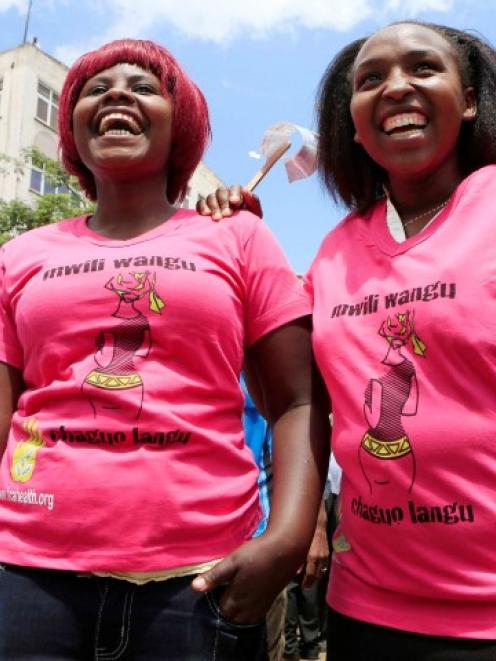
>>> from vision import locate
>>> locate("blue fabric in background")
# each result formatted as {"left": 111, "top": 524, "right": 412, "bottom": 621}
{"left": 241, "top": 377, "right": 272, "bottom": 537}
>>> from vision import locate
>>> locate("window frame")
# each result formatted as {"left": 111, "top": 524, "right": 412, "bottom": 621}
{"left": 36, "top": 80, "right": 59, "bottom": 131}
{"left": 29, "top": 161, "right": 83, "bottom": 205}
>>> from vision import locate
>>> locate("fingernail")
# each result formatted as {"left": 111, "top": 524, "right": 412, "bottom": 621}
{"left": 192, "top": 576, "right": 207, "bottom": 590}
{"left": 213, "top": 213, "right": 222, "bottom": 221}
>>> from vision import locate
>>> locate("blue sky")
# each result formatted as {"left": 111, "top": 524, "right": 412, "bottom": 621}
{"left": 0, "top": 0, "right": 493, "bottom": 271}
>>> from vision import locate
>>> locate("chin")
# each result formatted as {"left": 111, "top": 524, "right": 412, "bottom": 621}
{"left": 93, "top": 150, "right": 147, "bottom": 169}
{"left": 380, "top": 154, "right": 444, "bottom": 180}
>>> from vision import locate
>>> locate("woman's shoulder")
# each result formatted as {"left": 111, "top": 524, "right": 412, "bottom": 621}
{"left": 313, "top": 205, "right": 375, "bottom": 257}
{"left": 436, "top": 165, "right": 496, "bottom": 218}
{"left": 466, "top": 163, "right": 496, "bottom": 181}
{"left": 1, "top": 216, "right": 84, "bottom": 264}
{"left": 457, "top": 164, "right": 496, "bottom": 196}
{"left": 2, "top": 215, "right": 82, "bottom": 247}
{"left": 180, "top": 207, "right": 260, "bottom": 230}
{"left": 181, "top": 208, "right": 268, "bottom": 249}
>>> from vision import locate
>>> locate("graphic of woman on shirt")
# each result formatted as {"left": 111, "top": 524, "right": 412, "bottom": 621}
{"left": 359, "top": 311, "right": 426, "bottom": 494}
{"left": 83, "top": 271, "right": 165, "bottom": 420}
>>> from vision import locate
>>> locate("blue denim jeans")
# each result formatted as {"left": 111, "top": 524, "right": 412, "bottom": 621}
{"left": 0, "top": 563, "right": 268, "bottom": 660}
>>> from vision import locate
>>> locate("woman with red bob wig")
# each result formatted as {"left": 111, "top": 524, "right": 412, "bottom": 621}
{"left": 59, "top": 38, "right": 210, "bottom": 205}
{"left": 0, "top": 38, "right": 329, "bottom": 660}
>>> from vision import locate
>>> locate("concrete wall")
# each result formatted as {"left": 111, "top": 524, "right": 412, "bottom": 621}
{"left": 0, "top": 43, "right": 66, "bottom": 203}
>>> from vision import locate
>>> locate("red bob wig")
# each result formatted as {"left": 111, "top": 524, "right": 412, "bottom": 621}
{"left": 59, "top": 39, "right": 211, "bottom": 203}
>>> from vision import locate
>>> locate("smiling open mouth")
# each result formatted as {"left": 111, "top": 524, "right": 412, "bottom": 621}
{"left": 382, "top": 112, "right": 427, "bottom": 135}
{"left": 98, "top": 113, "right": 143, "bottom": 136}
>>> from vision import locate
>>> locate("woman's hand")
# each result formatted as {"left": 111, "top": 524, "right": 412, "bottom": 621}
{"left": 196, "top": 185, "right": 263, "bottom": 220}
{"left": 301, "top": 500, "right": 329, "bottom": 588}
{"left": 193, "top": 319, "right": 331, "bottom": 624}
{"left": 192, "top": 532, "right": 302, "bottom": 624}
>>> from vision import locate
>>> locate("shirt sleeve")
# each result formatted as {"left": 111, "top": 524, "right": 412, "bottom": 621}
{"left": 242, "top": 215, "right": 311, "bottom": 347}
{"left": 303, "top": 263, "right": 315, "bottom": 308}
{"left": 0, "top": 247, "right": 23, "bottom": 369}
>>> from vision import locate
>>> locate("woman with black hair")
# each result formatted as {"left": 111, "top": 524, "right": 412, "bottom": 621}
{"left": 202, "top": 20, "right": 496, "bottom": 660}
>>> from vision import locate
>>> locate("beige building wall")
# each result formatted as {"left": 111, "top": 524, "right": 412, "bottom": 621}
{"left": 183, "top": 161, "right": 224, "bottom": 209}
{"left": 0, "top": 43, "right": 64, "bottom": 203}
{"left": 0, "top": 43, "right": 222, "bottom": 207}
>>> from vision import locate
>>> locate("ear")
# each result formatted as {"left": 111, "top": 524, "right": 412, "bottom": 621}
{"left": 462, "top": 87, "right": 477, "bottom": 122}
{"left": 354, "top": 131, "right": 361, "bottom": 144}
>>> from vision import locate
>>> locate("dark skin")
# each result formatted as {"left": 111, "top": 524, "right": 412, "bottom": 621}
{"left": 197, "top": 187, "right": 263, "bottom": 221}
{"left": 199, "top": 24, "right": 477, "bottom": 241}
{"left": 302, "top": 498, "right": 329, "bottom": 588}
{"left": 350, "top": 23, "right": 476, "bottom": 237}
{"left": 196, "top": 24, "right": 479, "bottom": 591}
{"left": 194, "top": 318, "right": 330, "bottom": 619}
{"left": 72, "top": 63, "right": 176, "bottom": 238}
{"left": 243, "top": 355, "right": 329, "bottom": 587}
{"left": 1, "top": 62, "right": 330, "bottom": 624}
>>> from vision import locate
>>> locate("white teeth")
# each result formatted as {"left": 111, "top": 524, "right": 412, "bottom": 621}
{"left": 105, "top": 129, "right": 132, "bottom": 136}
{"left": 382, "top": 112, "right": 427, "bottom": 133}
{"left": 98, "top": 112, "right": 142, "bottom": 135}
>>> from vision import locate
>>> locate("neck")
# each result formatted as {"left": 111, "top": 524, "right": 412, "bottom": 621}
{"left": 387, "top": 161, "right": 464, "bottom": 236}
{"left": 90, "top": 175, "right": 176, "bottom": 239}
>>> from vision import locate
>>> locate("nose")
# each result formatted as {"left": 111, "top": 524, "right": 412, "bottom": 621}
{"left": 382, "top": 67, "right": 414, "bottom": 100}
{"left": 100, "top": 86, "right": 135, "bottom": 105}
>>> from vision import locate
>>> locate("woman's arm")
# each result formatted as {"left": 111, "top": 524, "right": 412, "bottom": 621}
{"left": 193, "top": 317, "right": 330, "bottom": 623}
{"left": 0, "top": 362, "right": 24, "bottom": 459}
{"left": 249, "top": 317, "right": 330, "bottom": 555}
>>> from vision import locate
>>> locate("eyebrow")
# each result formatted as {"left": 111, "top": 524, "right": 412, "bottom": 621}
{"left": 86, "top": 72, "right": 156, "bottom": 85}
{"left": 354, "top": 49, "right": 439, "bottom": 71}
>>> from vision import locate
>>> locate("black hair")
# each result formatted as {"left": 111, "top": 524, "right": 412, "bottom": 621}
{"left": 316, "top": 22, "right": 496, "bottom": 213}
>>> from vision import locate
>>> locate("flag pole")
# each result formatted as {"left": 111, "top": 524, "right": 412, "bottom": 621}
{"left": 245, "top": 141, "right": 291, "bottom": 192}
{"left": 22, "top": 0, "right": 33, "bottom": 44}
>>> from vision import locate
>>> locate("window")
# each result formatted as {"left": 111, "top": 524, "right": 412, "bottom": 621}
{"left": 30, "top": 163, "right": 81, "bottom": 204}
{"left": 29, "top": 167, "right": 43, "bottom": 193}
{"left": 36, "top": 81, "right": 59, "bottom": 130}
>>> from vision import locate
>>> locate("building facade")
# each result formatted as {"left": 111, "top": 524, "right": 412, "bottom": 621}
{"left": 0, "top": 43, "right": 222, "bottom": 207}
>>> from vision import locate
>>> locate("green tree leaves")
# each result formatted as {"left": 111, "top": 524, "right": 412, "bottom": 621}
{"left": 0, "top": 148, "right": 94, "bottom": 245}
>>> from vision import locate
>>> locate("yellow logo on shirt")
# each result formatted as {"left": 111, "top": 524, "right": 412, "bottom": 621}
{"left": 10, "top": 419, "right": 45, "bottom": 483}
{"left": 332, "top": 533, "right": 351, "bottom": 553}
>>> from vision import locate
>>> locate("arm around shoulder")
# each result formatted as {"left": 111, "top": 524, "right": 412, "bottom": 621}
{"left": 248, "top": 317, "right": 331, "bottom": 555}
{"left": 193, "top": 317, "right": 330, "bottom": 623}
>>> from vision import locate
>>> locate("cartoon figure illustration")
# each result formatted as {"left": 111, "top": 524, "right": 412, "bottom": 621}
{"left": 11, "top": 419, "right": 45, "bottom": 483}
{"left": 359, "top": 311, "right": 426, "bottom": 493}
{"left": 83, "top": 272, "right": 165, "bottom": 420}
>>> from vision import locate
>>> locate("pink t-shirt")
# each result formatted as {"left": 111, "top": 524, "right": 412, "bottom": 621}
{"left": 0, "top": 209, "right": 310, "bottom": 572}
{"left": 307, "top": 165, "right": 496, "bottom": 639}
